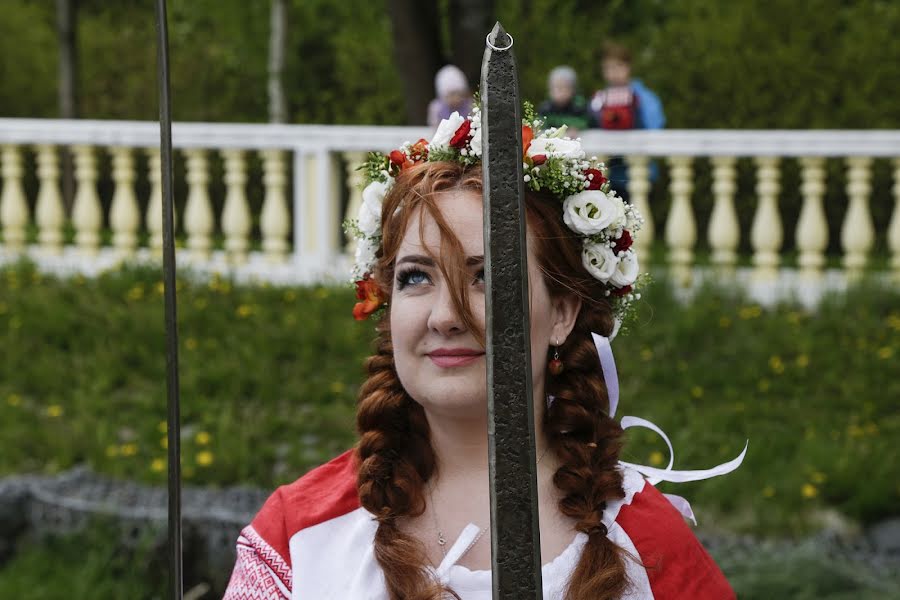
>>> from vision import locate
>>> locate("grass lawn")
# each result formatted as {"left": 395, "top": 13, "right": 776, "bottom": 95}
{"left": 1, "top": 260, "right": 898, "bottom": 538}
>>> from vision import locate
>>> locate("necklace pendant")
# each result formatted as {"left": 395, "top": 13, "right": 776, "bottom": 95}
{"left": 437, "top": 532, "right": 446, "bottom": 547}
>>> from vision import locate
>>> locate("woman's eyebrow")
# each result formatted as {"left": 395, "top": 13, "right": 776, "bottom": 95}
{"left": 466, "top": 255, "right": 484, "bottom": 267}
{"left": 396, "top": 254, "right": 435, "bottom": 267}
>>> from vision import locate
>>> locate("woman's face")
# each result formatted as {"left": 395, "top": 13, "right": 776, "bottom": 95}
{"left": 390, "top": 190, "right": 570, "bottom": 418}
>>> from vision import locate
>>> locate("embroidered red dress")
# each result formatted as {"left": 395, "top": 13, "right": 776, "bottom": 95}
{"left": 223, "top": 450, "right": 735, "bottom": 599}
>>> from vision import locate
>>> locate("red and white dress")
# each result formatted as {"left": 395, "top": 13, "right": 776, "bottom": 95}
{"left": 223, "top": 450, "right": 735, "bottom": 599}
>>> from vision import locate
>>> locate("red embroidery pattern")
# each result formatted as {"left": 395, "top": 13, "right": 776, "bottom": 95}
{"left": 222, "top": 526, "right": 293, "bottom": 599}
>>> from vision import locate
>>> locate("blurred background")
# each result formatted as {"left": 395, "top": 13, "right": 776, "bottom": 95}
{"left": 1, "top": 0, "right": 899, "bottom": 598}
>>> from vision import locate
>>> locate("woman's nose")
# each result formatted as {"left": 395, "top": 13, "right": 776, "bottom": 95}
{"left": 427, "top": 283, "right": 465, "bottom": 335}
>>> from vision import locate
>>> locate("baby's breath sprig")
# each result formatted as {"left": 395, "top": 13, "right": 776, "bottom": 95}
{"left": 359, "top": 152, "right": 391, "bottom": 184}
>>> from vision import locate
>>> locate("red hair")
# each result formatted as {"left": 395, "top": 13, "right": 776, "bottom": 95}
{"left": 355, "top": 161, "right": 629, "bottom": 599}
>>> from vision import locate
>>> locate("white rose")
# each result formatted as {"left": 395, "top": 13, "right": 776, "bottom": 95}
{"left": 610, "top": 249, "right": 639, "bottom": 288}
{"left": 526, "top": 136, "right": 585, "bottom": 160}
{"left": 430, "top": 112, "right": 466, "bottom": 150}
{"left": 469, "top": 125, "right": 482, "bottom": 157}
{"left": 582, "top": 241, "right": 618, "bottom": 283}
{"left": 353, "top": 237, "right": 378, "bottom": 277}
{"left": 562, "top": 190, "right": 627, "bottom": 236}
{"left": 358, "top": 180, "right": 390, "bottom": 236}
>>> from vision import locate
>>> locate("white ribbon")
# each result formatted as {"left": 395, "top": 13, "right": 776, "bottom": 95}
{"left": 591, "top": 332, "right": 749, "bottom": 524}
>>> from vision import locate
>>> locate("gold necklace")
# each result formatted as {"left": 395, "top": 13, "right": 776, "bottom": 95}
{"left": 428, "top": 446, "right": 551, "bottom": 559}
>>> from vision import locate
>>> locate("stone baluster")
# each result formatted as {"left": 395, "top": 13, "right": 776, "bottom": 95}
{"left": 183, "top": 149, "right": 213, "bottom": 260}
{"left": 795, "top": 157, "right": 828, "bottom": 278}
{"left": 343, "top": 151, "right": 367, "bottom": 254}
{"left": 260, "top": 149, "right": 289, "bottom": 262}
{"left": 35, "top": 145, "right": 65, "bottom": 254}
{"left": 72, "top": 145, "right": 102, "bottom": 253}
{"left": 221, "top": 149, "right": 250, "bottom": 263}
{"left": 145, "top": 148, "right": 166, "bottom": 254}
{"left": 664, "top": 156, "right": 695, "bottom": 285}
{"left": 889, "top": 158, "right": 900, "bottom": 281}
{"left": 626, "top": 155, "right": 653, "bottom": 257}
{"left": 708, "top": 156, "right": 739, "bottom": 272}
{"left": 840, "top": 156, "right": 874, "bottom": 277}
{"left": 109, "top": 146, "right": 139, "bottom": 256}
{"left": 750, "top": 156, "right": 782, "bottom": 279}
{"left": 0, "top": 145, "right": 28, "bottom": 251}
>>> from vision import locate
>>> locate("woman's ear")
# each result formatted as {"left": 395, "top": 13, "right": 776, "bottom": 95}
{"left": 551, "top": 293, "right": 581, "bottom": 343}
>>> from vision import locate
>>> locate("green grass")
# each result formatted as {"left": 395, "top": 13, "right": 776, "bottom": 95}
{"left": 1, "top": 260, "right": 898, "bottom": 537}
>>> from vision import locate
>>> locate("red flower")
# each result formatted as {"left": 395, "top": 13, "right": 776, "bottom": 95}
{"left": 389, "top": 150, "right": 407, "bottom": 166}
{"left": 409, "top": 138, "right": 429, "bottom": 162}
{"left": 531, "top": 154, "right": 547, "bottom": 166}
{"left": 584, "top": 168, "right": 607, "bottom": 190}
{"left": 610, "top": 284, "right": 633, "bottom": 297}
{"left": 522, "top": 125, "right": 534, "bottom": 156}
{"left": 613, "top": 230, "right": 633, "bottom": 254}
{"left": 450, "top": 120, "right": 472, "bottom": 149}
{"left": 353, "top": 276, "right": 385, "bottom": 320}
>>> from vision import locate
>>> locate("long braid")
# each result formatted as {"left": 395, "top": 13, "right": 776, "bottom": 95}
{"left": 356, "top": 320, "right": 459, "bottom": 600}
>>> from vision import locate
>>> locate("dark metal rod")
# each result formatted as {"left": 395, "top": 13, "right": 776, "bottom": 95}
{"left": 154, "top": 1, "right": 183, "bottom": 599}
{"left": 481, "top": 22, "right": 543, "bottom": 600}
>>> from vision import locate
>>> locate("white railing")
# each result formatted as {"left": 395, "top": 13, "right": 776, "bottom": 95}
{"left": 1, "top": 118, "right": 899, "bottom": 292}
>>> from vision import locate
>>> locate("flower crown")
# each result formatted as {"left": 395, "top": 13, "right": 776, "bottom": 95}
{"left": 345, "top": 103, "right": 645, "bottom": 324}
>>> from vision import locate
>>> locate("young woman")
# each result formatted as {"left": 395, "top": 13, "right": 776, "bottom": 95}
{"left": 224, "top": 109, "right": 742, "bottom": 599}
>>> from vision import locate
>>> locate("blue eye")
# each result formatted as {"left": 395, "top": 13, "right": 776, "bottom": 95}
{"left": 396, "top": 268, "right": 430, "bottom": 290}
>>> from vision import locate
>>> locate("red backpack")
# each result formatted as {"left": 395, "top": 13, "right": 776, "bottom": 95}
{"left": 591, "top": 85, "right": 639, "bottom": 130}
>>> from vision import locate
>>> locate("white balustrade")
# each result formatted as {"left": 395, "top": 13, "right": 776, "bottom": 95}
{"left": 110, "top": 146, "right": 139, "bottom": 255}
{"left": 145, "top": 147, "right": 165, "bottom": 254}
{"left": 260, "top": 149, "right": 289, "bottom": 262}
{"left": 665, "top": 156, "right": 695, "bottom": 285}
{"left": 221, "top": 149, "right": 250, "bottom": 263}
{"left": 1, "top": 145, "right": 28, "bottom": 250}
{"left": 0, "top": 119, "right": 898, "bottom": 292}
{"left": 890, "top": 158, "right": 900, "bottom": 280}
{"left": 35, "top": 145, "right": 65, "bottom": 254}
{"left": 708, "top": 156, "right": 739, "bottom": 271}
{"left": 750, "top": 156, "right": 782, "bottom": 279}
{"left": 626, "top": 155, "right": 652, "bottom": 256}
{"left": 841, "top": 157, "right": 874, "bottom": 276}
{"left": 184, "top": 148, "right": 213, "bottom": 260}
{"left": 72, "top": 144, "right": 101, "bottom": 253}
{"left": 796, "top": 157, "right": 828, "bottom": 278}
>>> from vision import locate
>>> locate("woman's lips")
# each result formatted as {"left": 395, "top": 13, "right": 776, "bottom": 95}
{"left": 427, "top": 349, "right": 484, "bottom": 368}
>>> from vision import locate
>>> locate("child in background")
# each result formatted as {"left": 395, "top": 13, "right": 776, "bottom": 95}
{"left": 537, "top": 66, "right": 595, "bottom": 137}
{"left": 427, "top": 65, "right": 474, "bottom": 127}
{"left": 590, "top": 42, "right": 665, "bottom": 199}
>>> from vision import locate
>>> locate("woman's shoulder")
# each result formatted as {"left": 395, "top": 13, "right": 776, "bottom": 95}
{"left": 609, "top": 466, "right": 736, "bottom": 599}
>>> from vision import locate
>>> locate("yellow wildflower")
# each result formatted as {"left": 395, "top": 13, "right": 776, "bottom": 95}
{"left": 185, "top": 337, "right": 198, "bottom": 351}
{"left": 236, "top": 304, "right": 254, "bottom": 318}
{"left": 762, "top": 485, "right": 776, "bottom": 498}
{"left": 329, "top": 381, "right": 346, "bottom": 394}
{"left": 811, "top": 471, "right": 827, "bottom": 484}
{"left": 151, "top": 458, "right": 166, "bottom": 473}
{"left": 795, "top": 354, "right": 809, "bottom": 368}
{"left": 690, "top": 386, "right": 704, "bottom": 399}
{"left": 160, "top": 436, "right": 169, "bottom": 449}
{"left": 120, "top": 444, "right": 138, "bottom": 457}
{"left": 155, "top": 282, "right": 165, "bottom": 296}
{"left": 864, "top": 422, "right": 879, "bottom": 436}
{"left": 877, "top": 347, "right": 894, "bottom": 360}
{"left": 738, "top": 305, "right": 762, "bottom": 320}
{"left": 886, "top": 314, "right": 900, "bottom": 332}
{"left": 195, "top": 431, "right": 211, "bottom": 445}
{"left": 769, "top": 356, "right": 784, "bottom": 374}
{"left": 157, "top": 421, "right": 168, "bottom": 433}
{"left": 197, "top": 451, "right": 214, "bottom": 467}
{"left": 640, "top": 348, "right": 654, "bottom": 361}
{"left": 45, "top": 405, "right": 63, "bottom": 418}
{"left": 649, "top": 451, "right": 665, "bottom": 466}
{"left": 6, "top": 393, "right": 22, "bottom": 407}
{"left": 283, "top": 290, "right": 297, "bottom": 302}
{"left": 718, "top": 316, "right": 732, "bottom": 329}
{"left": 801, "top": 483, "right": 818, "bottom": 499}
{"left": 126, "top": 285, "right": 144, "bottom": 301}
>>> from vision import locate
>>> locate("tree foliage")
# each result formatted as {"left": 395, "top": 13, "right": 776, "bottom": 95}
{"left": 0, "top": 0, "right": 897, "bottom": 127}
